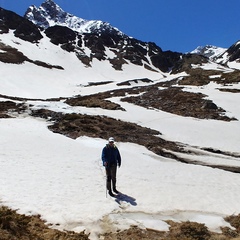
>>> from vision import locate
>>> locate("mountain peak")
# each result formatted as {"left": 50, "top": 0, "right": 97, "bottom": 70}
{"left": 191, "top": 45, "right": 226, "bottom": 60}
{"left": 41, "top": 0, "right": 63, "bottom": 14}
{"left": 24, "top": 0, "right": 125, "bottom": 37}
{"left": 24, "top": 0, "right": 75, "bottom": 29}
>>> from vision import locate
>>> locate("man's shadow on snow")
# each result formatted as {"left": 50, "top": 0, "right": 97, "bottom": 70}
{"left": 114, "top": 192, "right": 137, "bottom": 206}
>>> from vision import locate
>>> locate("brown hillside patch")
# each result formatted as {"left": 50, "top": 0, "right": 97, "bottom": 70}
{"left": 0, "top": 206, "right": 89, "bottom": 240}
{"left": 2, "top": 206, "right": 240, "bottom": 240}
{"left": 66, "top": 79, "right": 235, "bottom": 121}
{"left": 102, "top": 226, "right": 166, "bottom": 240}
{"left": 0, "top": 42, "right": 63, "bottom": 69}
{"left": 121, "top": 86, "right": 236, "bottom": 121}
{"left": 47, "top": 112, "right": 182, "bottom": 155}
{"left": 221, "top": 70, "right": 240, "bottom": 84}
{"left": 224, "top": 214, "right": 240, "bottom": 234}
{"left": 102, "top": 217, "right": 240, "bottom": 240}
{"left": 66, "top": 95, "right": 125, "bottom": 110}
{"left": 178, "top": 69, "right": 220, "bottom": 86}
{"left": 179, "top": 69, "right": 240, "bottom": 86}
{"left": 30, "top": 109, "right": 184, "bottom": 160}
{"left": 0, "top": 42, "right": 28, "bottom": 64}
{"left": 29, "top": 108, "right": 240, "bottom": 173}
{"left": 165, "top": 221, "right": 211, "bottom": 240}
{"left": 218, "top": 88, "right": 240, "bottom": 93}
{"left": 0, "top": 100, "right": 26, "bottom": 118}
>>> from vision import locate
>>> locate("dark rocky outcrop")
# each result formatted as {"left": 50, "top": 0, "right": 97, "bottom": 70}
{"left": 43, "top": 26, "right": 182, "bottom": 71}
{"left": 148, "top": 42, "right": 182, "bottom": 72}
{"left": 171, "top": 53, "right": 209, "bottom": 74}
{"left": 45, "top": 25, "right": 76, "bottom": 45}
{"left": 0, "top": 42, "right": 29, "bottom": 64}
{"left": 0, "top": 8, "right": 42, "bottom": 42}
{"left": 226, "top": 41, "right": 240, "bottom": 62}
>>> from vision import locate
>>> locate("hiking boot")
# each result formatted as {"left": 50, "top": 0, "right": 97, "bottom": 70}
{"left": 108, "top": 191, "right": 115, "bottom": 197}
{"left": 113, "top": 188, "right": 119, "bottom": 194}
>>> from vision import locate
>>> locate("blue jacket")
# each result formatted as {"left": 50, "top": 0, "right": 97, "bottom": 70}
{"left": 102, "top": 144, "right": 121, "bottom": 167}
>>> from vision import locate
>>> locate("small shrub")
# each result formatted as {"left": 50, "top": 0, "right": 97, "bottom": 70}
{"left": 167, "top": 221, "right": 211, "bottom": 240}
{"left": 221, "top": 226, "right": 238, "bottom": 238}
{"left": 0, "top": 206, "right": 30, "bottom": 237}
{"left": 225, "top": 214, "right": 240, "bottom": 233}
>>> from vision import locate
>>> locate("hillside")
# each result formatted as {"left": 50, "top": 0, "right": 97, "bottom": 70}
{"left": 0, "top": 1, "right": 240, "bottom": 239}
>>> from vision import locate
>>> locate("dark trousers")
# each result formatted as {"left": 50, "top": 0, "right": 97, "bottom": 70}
{"left": 106, "top": 165, "right": 117, "bottom": 191}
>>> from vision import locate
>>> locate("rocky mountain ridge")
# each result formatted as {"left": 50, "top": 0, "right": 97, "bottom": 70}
{"left": 21, "top": 0, "right": 181, "bottom": 72}
{"left": 23, "top": 0, "right": 240, "bottom": 69}
{"left": 1, "top": 0, "right": 240, "bottom": 74}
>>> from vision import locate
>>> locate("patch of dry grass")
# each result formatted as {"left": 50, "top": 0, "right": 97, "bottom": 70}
{"left": 165, "top": 220, "right": 211, "bottom": 240}
{"left": 0, "top": 206, "right": 89, "bottom": 240}
{"left": 2, "top": 207, "right": 239, "bottom": 240}
{"left": 0, "top": 100, "right": 26, "bottom": 118}
{"left": 103, "top": 217, "right": 240, "bottom": 240}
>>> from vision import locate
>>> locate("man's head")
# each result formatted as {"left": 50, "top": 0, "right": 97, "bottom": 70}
{"left": 108, "top": 137, "right": 114, "bottom": 144}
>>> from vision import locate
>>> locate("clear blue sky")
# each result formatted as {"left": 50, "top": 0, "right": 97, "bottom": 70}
{"left": 1, "top": 0, "right": 240, "bottom": 53}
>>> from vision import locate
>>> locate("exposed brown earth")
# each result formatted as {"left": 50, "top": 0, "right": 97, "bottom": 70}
{"left": 0, "top": 100, "right": 26, "bottom": 118}
{"left": 103, "top": 222, "right": 240, "bottom": 240}
{"left": 121, "top": 86, "right": 236, "bottom": 121}
{"left": 66, "top": 95, "right": 124, "bottom": 110}
{"left": 0, "top": 42, "right": 63, "bottom": 69}
{"left": 1, "top": 206, "right": 240, "bottom": 240}
{"left": 218, "top": 88, "right": 240, "bottom": 93}
{"left": 66, "top": 75, "right": 238, "bottom": 121}
{"left": 0, "top": 206, "right": 89, "bottom": 240}
{"left": 178, "top": 68, "right": 240, "bottom": 86}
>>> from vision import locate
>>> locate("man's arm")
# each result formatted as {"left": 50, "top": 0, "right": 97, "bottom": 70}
{"left": 117, "top": 149, "right": 121, "bottom": 167}
{"left": 101, "top": 147, "right": 108, "bottom": 167}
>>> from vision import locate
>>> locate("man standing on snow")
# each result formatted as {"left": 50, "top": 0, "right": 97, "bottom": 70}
{"left": 102, "top": 137, "right": 121, "bottom": 197}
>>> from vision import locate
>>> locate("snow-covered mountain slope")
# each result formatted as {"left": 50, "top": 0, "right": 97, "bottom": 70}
{"left": 190, "top": 43, "right": 240, "bottom": 70}
{"left": 1, "top": 1, "right": 240, "bottom": 239}
{"left": 190, "top": 41, "right": 240, "bottom": 71}
{"left": 0, "top": 29, "right": 164, "bottom": 99}
{"left": 1, "top": 118, "right": 240, "bottom": 239}
{"left": 191, "top": 45, "right": 227, "bottom": 60}
{"left": 215, "top": 40, "right": 240, "bottom": 69}
{"left": 0, "top": 4, "right": 183, "bottom": 99}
